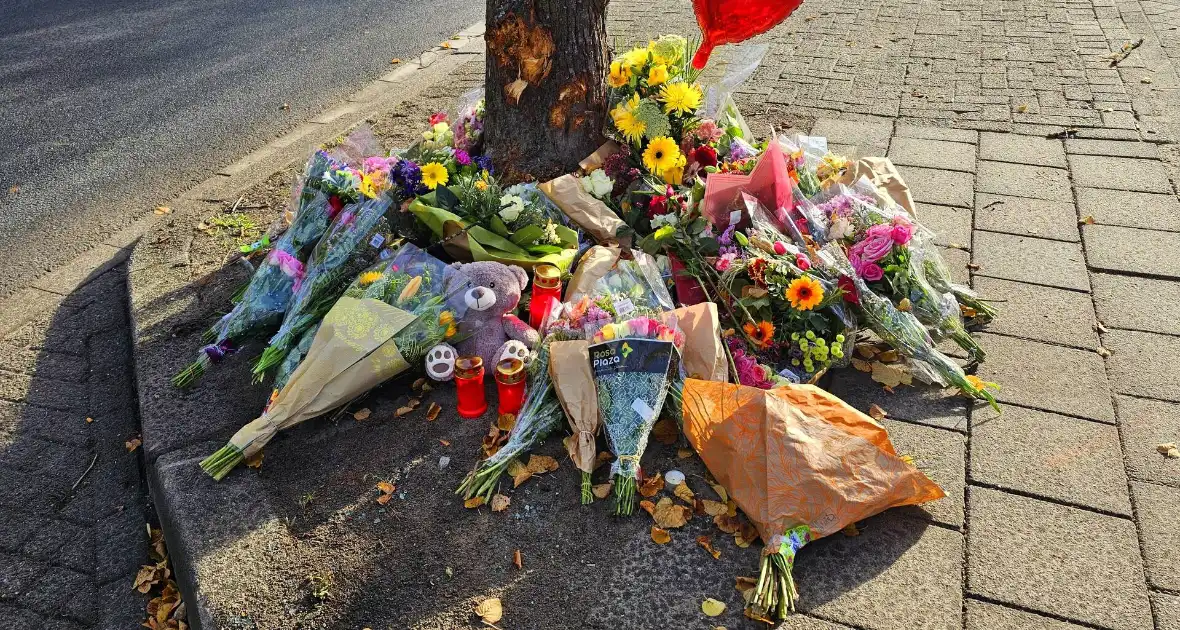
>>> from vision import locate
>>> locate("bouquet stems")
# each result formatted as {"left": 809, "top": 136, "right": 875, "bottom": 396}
{"left": 613, "top": 475, "right": 637, "bottom": 515}
{"left": 581, "top": 471, "right": 593, "bottom": 505}
{"left": 200, "top": 444, "right": 245, "bottom": 481}
{"left": 748, "top": 525, "right": 811, "bottom": 622}
{"left": 172, "top": 354, "right": 210, "bottom": 389}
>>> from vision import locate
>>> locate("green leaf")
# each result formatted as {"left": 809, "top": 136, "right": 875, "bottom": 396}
{"left": 510, "top": 224, "right": 544, "bottom": 245}
{"left": 490, "top": 215, "right": 511, "bottom": 238}
{"left": 526, "top": 244, "right": 564, "bottom": 255}
{"left": 435, "top": 185, "right": 461, "bottom": 212}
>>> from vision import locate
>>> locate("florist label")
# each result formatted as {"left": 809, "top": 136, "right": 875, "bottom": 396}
{"left": 589, "top": 338, "right": 673, "bottom": 378}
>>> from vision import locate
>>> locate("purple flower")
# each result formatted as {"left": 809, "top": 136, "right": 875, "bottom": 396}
{"left": 474, "top": 155, "right": 494, "bottom": 174}
{"left": 729, "top": 138, "right": 757, "bottom": 161}
{"left": 454, "top": 150, "right": 472, "bottom": 166}
{"left": 390, "top": 159, "right": 426, "bottom": 197}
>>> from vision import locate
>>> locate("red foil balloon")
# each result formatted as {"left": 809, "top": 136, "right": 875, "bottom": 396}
{"left": 692, "top": 0, "right": 805, "bottom": 69}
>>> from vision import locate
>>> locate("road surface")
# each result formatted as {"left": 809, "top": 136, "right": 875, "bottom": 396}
{"left": 0, "top": 0, "right": 483, "bottom": 298}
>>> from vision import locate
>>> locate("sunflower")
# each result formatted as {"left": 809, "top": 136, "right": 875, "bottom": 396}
{"left": 642, "top": 136, "right": 683, "bottom": 175}
{"left": 420, "top": 162, "right": 448, "bottom": 190}
{"left": 743, "top": 320, "right": 776, "bottom": 349}
{"left": 647, "top": 64, "right": 669, "bottom": 86}
{"left": 607, "top": 60, "right": 632, "bottom": 88}
{"left": 357, "top": 271, "right": 384, "bottom": 286}
{"left": 785, "top": 276, "right": 825, "bottom": 311}
{"left": 659, "top": 82, "right": 702, "bottom": 115}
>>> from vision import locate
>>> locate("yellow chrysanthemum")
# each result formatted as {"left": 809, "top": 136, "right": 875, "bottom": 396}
{"left": 439, "top": 310, "right": 454, "bottom": 325}
{"left": 357, "top": 271, "right": 384, "bottom": 286}
{"left": 642, "top": 136, "right": 683, "bottom": 175}
{"left": 420, "top": 162, "right": 448, "bottom": 190}
{"left": 659, "top": 82, "right": 703, "bottom": 115}
{"left": 647, "top": 64, "right": 669, "bottom": 86}
{"left": 474, "top": 179, "right": 488, "bottom": 191}
{"left": 607, "top": 60, "right": 631, "bottom": 88}
{"left": 610, "top": 94, "right": 645, "bottom": 144}
{"left": 785, "top": 276, "right": 825, "bottom": 311}
{"left": 622, "top": 46, "right": 649, "bottom": 69}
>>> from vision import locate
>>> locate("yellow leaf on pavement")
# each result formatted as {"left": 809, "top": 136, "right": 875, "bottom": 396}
{"left": 463, "top": 496, "right": 485, "bottom": 509}
{"left": 526, "top": 454, "right": 559, "bottom": 474}
{"left": 651, "top": 497, "right": 691, "bottom": 529}
{"left": 871, "top": 361, "right": 912, "bottom": 388}
{"left": 843, "top": 522, "right": 860, "bottom": 536}
{"left": 652, "top": 418, "right": 679, "bottom": 445}
{"left": 497, "top": 413, "right": 517, "bottom": 431}
{"left": 701, "top": 499, "right": 728, "bottom": 516}
{"left": 638, "top": 472, "right": 664, "bottom": 497}
{"left": 868, "top": 404, "right": 887, "bottom": 421}
{"left": 697, "top": 535, "right": 721, "bottom": 559}
{"left": 650, "top": 526, "right": 671, "bottom": 544}
{"left": 673, "top": 481, "right": 695, "bottom": 503}
{"left": 425, "top": 402, "right": 442, "bottom": 421}
{"left": 353, "top": 408, "right": 371, "bottom": 421}
{"left": 491, "top": 494, "right": 511, "bottom": 512}
{"left": 475, "top": 598, "right": 503, "bottom": 623}
{"left": 701, "top": 598, "right": 727, "bottom": 617}
{"left": 125, "top": 438, "right": 142, "bottom": 452}
{"left": 592, "top": 483, "right": 612, "bottom": 499}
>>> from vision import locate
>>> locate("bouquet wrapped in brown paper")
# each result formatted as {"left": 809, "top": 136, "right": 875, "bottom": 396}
{"left": 680, "top": 378, "right": 944, "bottom": 621}
{"left": 538, "top": 174, "right": 627, "bottom": 244}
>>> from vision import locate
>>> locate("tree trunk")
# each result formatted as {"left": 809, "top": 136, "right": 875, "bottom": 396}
{"left": 483, "top": 0, "right": 610, "bottom": 183}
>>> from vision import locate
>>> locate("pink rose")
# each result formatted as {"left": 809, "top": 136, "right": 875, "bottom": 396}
{"left": 859, "top": 262, "right": 884, "bottom": 282}
{"left": 891, "top": 217, "right": 913, "bottom": 245}
{"left": 269, "top": 250, "right": 305, "bottom": 291}
{"left": 773, "top": 241, "right": 788, "bottom": 255}
{"left": 856, "top": 225, "right": 895, "bottom": 262}
{"left": 796, "top": 253, "right": 811, "bottom": 271}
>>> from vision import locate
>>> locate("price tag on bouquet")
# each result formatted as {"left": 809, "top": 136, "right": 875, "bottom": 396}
{"left": 369, "top": 233, "right": 386, "bottom": 249}
{"left": 612, "top": 296, "right": 636, "bottom": 318}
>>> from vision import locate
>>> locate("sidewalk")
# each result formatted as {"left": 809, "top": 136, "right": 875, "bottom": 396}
{"left": 8, "top": 0, "right": 1178, "bottom": 627}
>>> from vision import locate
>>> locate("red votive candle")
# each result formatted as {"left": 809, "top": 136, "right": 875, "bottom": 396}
{"left": 529, "top": 264, "right": 563, "bottom": 330}
{"left": 495, "top": 358, "right": 527, "bottom": 416}
{"left": 454, "top": 356, "right": 488, "bottom": 419}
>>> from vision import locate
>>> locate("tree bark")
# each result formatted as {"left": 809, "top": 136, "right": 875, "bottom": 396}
{"left": 483, "top": 0, "right": 610, "bottom": 183}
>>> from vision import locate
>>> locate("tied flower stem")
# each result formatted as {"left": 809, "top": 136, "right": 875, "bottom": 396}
{"left": 171, "top": 354, "right": 210, "bottom": 390}
{"left": 580, "top": 471, "right": 593, "bottom": 505}
{"left": 199, "top": 444, "right": 245, "bottom": 481}
{"left": 612, "top": 476, "right": 637, "bottom": 516}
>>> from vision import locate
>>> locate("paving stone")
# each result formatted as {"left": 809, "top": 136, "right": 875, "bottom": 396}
{"left": 1153, "top": 592, "right": 1180, "bottom": 630}
{"left": 882, "top": 419, "right": 965, "bottom": 527}
{"left": 973, "top": 277, "right": 1096, "bottom": 349}
{"left": 1068, "top": 155, "right": 1173, "bottom": 194}
{"left": 1092, "top": 273, "right": 1180, "bottom": 336}
{"left": 98, "top": 579, "right": 148, "bottom": 630}
{"left": 0, "top": 511, "right": 38, "bottom": 553}
{"left": 93, "top": 507, "right": 148, "bottom": 584}
{"left": 1076, "top": 188, "right": 1180, "bottom": 232}
{"left": 898, "top": 165, "right": 975, "bottom": 208}
{"left": 976, "top": 160, "right": 1071, "bottom": 201}
{"left": 965, "top": 599, "right": 1092, "bottom": 629}
{"left": 811, "top": 118, "right": 893, "bottom": 155}
{"left": 0, "top": 604, "right": 43, "bottom": 629}
{"left": 973, "top": 231, "right": 1089, "bottom": 291}
{"left": 1083, "top": 224, "right": 1180, "bottom": 279}
{"left": 24, "top": 566, "right": 96, "bottom": 624}
{"left": 894, "top": 124, "right": 978, "bottom": 144}
{"left": 1130, "top": 481, "right": 1180, "bottom": 592}
{"left": 975, "top": 193, "right": 1080, "bottom": 242}
{"left": 1103, "top": 329, "right": 1180, "bottom": 403}
{"left": 798, "top": 511, "right": 963, "bottom": 630}
{"left": 826, "top": 368, "right": 969, "bottom": 433}
{"left": 915, "top": 203, "right": 971, "bottom": 247}
{"left": 0, "top": 372, "right": 87, "bottom": 413}
{"left": 1065, "top": 138, "right": 1159, "bottom": 159}
{"left": 20, "top": 520, "right": 88, "bottom": 563}
{"left": 1115, "top": 395, "right": 1180, "bottom": 488}
{"left": 966, "top": 487, "right": 1153, "bottom": 630}
{"left": 888, "top": 137, "right": 976, "bottom": 172}
{"left": 0, "top": 552, "right": 45, "bottom": 599}
{"left": 971, "top": 405, "right": 1130, "bottom": 514}
{"left": 974, "top": 333, "right": 1115, "bottom": 423}
{"left": 0, "top": 400, "right": 90, "bottom": 447}
{"left": 939, "top": 246, "right": 971, "bottom": 285}
{"left": 979, "top": 132, "right": 1067, "bottom": 168}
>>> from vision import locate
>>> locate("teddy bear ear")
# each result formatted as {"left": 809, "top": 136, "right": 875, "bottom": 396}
{"left": 510, "top": 264, "right": 529, "bottom": 288}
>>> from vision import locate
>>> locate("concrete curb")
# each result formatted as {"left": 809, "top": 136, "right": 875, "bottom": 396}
{"left": 116, "top": 23, "right": 485, "bottom": 630}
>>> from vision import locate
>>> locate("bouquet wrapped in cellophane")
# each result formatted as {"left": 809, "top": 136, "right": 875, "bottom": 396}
{"left": 251, "top": 195, "right": 395, "bottom": 379}
{"left": 201, "top": 243, "right": 468, "bottom": 480}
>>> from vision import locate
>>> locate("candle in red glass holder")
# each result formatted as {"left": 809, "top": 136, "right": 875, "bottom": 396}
{"left": 528, "top": 264, "right": 562, "bottom": 330}
{"left": 495, "top": 358, "right": 527, "bottom": 416}
{"left": 454, "top": 356, "right": 488, "bottom": 419}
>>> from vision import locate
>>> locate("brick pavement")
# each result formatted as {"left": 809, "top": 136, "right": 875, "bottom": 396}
{"left": 0, "top": 264, "right": 150, "bottom": 629}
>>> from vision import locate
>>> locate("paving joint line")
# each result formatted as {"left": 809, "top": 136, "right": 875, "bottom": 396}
{"left": 964, "top": 593, "right": 1120, "bottom": 630}
{"left": 968, "top": 480, "right": 1134, "bottom": 521}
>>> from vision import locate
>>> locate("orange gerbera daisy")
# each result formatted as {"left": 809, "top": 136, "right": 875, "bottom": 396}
{"left": 743, "top": 320, "right": 775, "bottom": 348}
{"left": 785, "top": 276, "right": 825, "bottom": 311}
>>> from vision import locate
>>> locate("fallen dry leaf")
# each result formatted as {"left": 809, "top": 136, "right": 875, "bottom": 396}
{"left": 1158, "top": 443, "right": 1180, "bottom": 459}
{"left": 390, "top": 58, "right": 402, "bottom": 64}
{"left": 154, "top": 206, "right": 172, "bottom": 215}
{"left": 709, "top": 483, "right": 729, "bottom": 503}
{"left": 897, "top": 297, "right": 912, "bottom": 312}
{"left": 425, "top": 402, "right": 442, "bottom": 421}
{"left": 497, "top": 412, "right": 517, "bottom": 432}
{"left": 395, "top": 405, "right": 414, "bottom": 417}
{"left": 513, "top": 549, "right": 523, "bottom": 569}
{"left": 507, "top": 459, "right": 531, "bottom": 487}
{"left": 353, "top": 408, "right": 372, "bottom": 421}
{"left": 463, "top": 496, "right": 486, "bottom": 509}
{"left": 1080, "top": 215, "right": 1096, "bottom": 225}
{"left": 526, "top": 454, "right": 559, "bottom": 474}
{"left": 851, "top": 358, "right": 873, "bottom": 373}
{"left": 650, "top": 526, "right": 672, "bottom": 544}
{"left": 1016, "top": 103, "right": 1029, "bottom": 113}
{"left": 1096, "top": 346, "right": 1112, "bottom": 358}
{"left": 868, "top": 404, "right": 887, "bottom": 421}
{"left": 651, "top": 497, "right": 691, "bottom": 528}
{"left": 86, "top": 417, "right": 94, "bottom": 424}
{"left": 475, "top": 598, "right": 503, "bottom": 624}
{"left": 245, "top": 452, "right": 263, "bottom": 469}
{"left": 439, "top": 439, "right": 451, "bottom": 446}
{"left": 855, "top": 344, "right": 879, "bottom": 360}
{"left": 673, "top": 481, "right": 695, "bottom": 503}
{"left": 440, "top": 41, "right": 452, "bottom": 49}
{"left": 701, "top": 499, "right": 729, "bottom": 516}
{"left": 594, "top": 451, "right": 613, "bottom": 470}
{"left": 701, "top": 598, "right": 727, "bottom": 617}
{"left": 877, "top": 349, "right": 900, "bottom": 363}
{"left": 843, "top": 522, "right": 861, "bottom": 537}
{"left": 735, "top": 576, "right": 758, "bottom": 598}
{"left": 639, "top": 499, "right": 656, "bottom": 515}
{"left": 900, "top": 454, "right": 915, "bottom": 466}
{"left": 126, "top": 437, "right": 142, "bottom": 452}
{"left": 714, "top": 513, "right": 740, "bottom": 535}
{"left": 697, "top": 535, "right": 721, "bottom": 559}
{"left": 592, "top": 483, "right": 613, "bottom": 499}
{"left": 734, "top": 519, "right": 758, "bottom": 548}
{"left": 677, "top": 448, "right": 694, "bottom": 459}
{"left": 412, "top": 377, "right": 427, "bottom": 392}
{"left": 6, "top": 184, "right": 19, "bottom": 195}
{"left": 652, "top": 418, "right": 680, "bottom": 445}
{"left": 491, "top": 493, "right": 511, "bottom": 512}
{"left": 639, "top": 472, "right": 665, "bottom": 497}
{"left": 871, "top": 361, "right": 912, "bottom": 388}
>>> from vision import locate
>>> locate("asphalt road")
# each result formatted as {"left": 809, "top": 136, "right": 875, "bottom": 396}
{"left": 0, "top": 0, "right": 483, "bottom": 298}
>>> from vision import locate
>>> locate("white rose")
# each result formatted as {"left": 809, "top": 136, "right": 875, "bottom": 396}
{"left": 499, "top": 195, "right": 524, "bottom": 223}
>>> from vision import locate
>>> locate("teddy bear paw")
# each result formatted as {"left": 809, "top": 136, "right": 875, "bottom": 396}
{"left": 425, "top": 343, "right": 458, "bottom": 381}
{"left": 497, "top": 340, "right": 531, "bottom": 366}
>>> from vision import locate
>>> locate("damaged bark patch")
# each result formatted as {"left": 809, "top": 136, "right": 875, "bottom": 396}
{"left": 548, "top": 75, "right": 590, "bottom": 130}
{"left": 488, "top": 13, "right": 554, "bottom": 105}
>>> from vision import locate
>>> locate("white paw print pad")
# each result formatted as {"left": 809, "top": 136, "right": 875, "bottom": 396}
{"left": 426, "top": 343, "right": 457, "bottom": 381}
{"left": 498, "top": 340, "right": 531, "bottom": 366}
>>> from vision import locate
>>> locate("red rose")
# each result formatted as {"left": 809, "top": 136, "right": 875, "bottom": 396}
{"left": 838, "top": 275, "right": 859, "bottom": 305}
{"left": 691, "top": 145, "right": 718, "bottom": 168}
{"left": 647, "top": 195, "right": 669, "bottom": 219}
{"left": 429, "top": 112, "right": 448, "bottom": 125}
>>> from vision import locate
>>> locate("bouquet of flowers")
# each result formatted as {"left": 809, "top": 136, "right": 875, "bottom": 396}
{"left": 456, "top": 328, "right": 579, "bottom": 502}
{"left": 201, "top": 244, "right": 467, "bottom": 480}
{"left": 589, "top": 316, "right": 684, "bottom": 515}
{"left": 251, "top": 195, "right": 395, "bottom": 378}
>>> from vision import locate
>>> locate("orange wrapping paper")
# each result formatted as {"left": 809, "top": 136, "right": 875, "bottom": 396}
{"left": 681, "top": 379, "right": 944, "bottom": 542}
